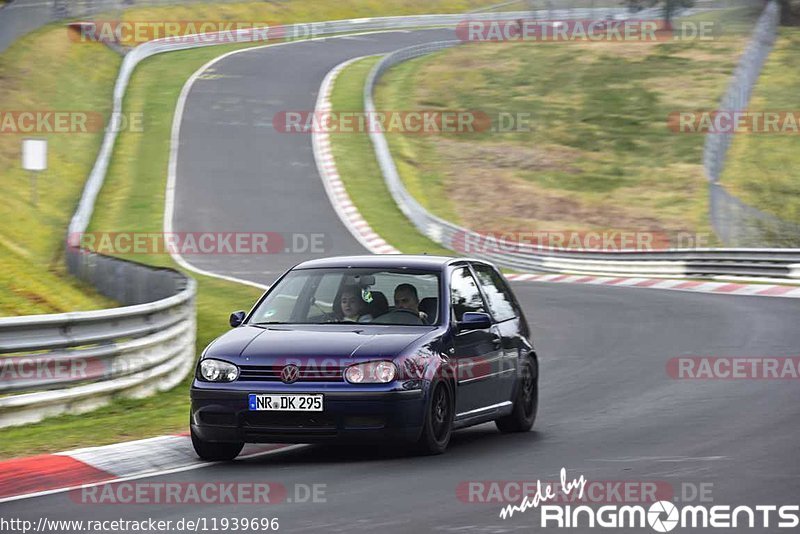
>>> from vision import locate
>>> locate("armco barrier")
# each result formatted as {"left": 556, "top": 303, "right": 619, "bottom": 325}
{"left": 363, "top": 12, "right": 800, "bottom": 279}
{"left": 0, "top": 255, "right": 195, "bottom": 428}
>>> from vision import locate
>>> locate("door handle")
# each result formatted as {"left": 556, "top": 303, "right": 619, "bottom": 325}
{"left": 491, "top": 335, "right": 501, "bottom": 349}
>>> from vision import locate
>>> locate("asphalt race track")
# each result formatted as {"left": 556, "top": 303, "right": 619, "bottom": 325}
{"left": 171, "top": 29, "right": 457, "bottom": 283}
{"left": 5, "top": 29, "right": 800, "bottom": 533}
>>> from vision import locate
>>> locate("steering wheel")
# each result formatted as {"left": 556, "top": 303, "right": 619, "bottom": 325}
{"left": 376, "top": 308, "right": 423, "bottom": 325}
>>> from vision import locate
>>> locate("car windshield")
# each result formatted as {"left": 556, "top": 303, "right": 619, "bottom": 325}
{"left": 247, "top": 267, "right": 441, "bottom": 326}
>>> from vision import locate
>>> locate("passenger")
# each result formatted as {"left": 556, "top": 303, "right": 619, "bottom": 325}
{"left": 336, "top": 287, "right": 371, "bottom": 322}
{"left": 394, "top": 283, "right": 428, "bottom": 323}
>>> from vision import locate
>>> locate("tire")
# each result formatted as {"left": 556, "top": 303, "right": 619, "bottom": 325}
{"left": 496, "top": 359, "right": 537, "bottom": 433}
{"left": 415, "top": 381, "right": 454, "bottom": 455}
{"left": 191, "top": 426, "right": 244, "bottom": 461}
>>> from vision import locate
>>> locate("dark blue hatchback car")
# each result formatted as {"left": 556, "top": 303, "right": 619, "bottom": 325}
{"left": 190, "top": 255, "right": 538, "bottom": 459}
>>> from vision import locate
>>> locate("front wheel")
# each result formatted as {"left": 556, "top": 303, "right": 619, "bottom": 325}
{"left": 496, "top": 359, "right": 537, "bottom": 433}
{"left": 415, "top": 382, "right": 453, "bottom": 455}
{"left": 191, "top": 426, "right": 244, "bottom": 461}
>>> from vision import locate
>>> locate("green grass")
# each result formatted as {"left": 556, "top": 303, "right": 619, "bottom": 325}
{"left": 721, "top": 27, "right": 800, "bottom": 225}
{"left": 0, "top": 0, "right": 504, "bottom": 459}
{"left": 369, "top": 18, "right": 763, "bottom": 241}
{"left": 0, "top": 26, "right": 120, "bottom": 316}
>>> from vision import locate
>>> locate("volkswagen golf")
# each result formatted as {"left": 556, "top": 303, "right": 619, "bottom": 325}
{"left": 190, "top": 255, "right": 538, "bottom": 459}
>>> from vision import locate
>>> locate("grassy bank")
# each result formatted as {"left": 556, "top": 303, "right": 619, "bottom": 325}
{"left": 368, "top": 10, "right": 763, "bottom": 242}
{"left": 0, "top": 26, "right": 120, "bottom": 316}
{"left": 721, "top": 27, "right": 800, "bottom": 224}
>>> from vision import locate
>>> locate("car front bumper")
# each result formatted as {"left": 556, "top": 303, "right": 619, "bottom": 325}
{"left": 190, "top": 384, "right": 426, "bottom": 444}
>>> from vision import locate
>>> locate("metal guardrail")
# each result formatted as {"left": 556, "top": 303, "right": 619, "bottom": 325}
{"left": 363, "top": 15, "right": 800, "bottom": 280}
{"left": 0, "top": 282, "right": 196, "bottom": 428}
{"left": 0, "top": 246, "right": 196, "bottom": 428}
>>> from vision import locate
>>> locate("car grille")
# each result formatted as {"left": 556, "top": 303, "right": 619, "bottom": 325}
{"left": 243, "top": 412, "right": 336, "bottom": 430}
{"left": 243, "top": 412, "right": 337, "bottom": 432}
{"left": 238, "top": 364, "right": 344, "bottom": 382}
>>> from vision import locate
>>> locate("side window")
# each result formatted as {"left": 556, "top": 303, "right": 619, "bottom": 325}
{"left": 472, "top": 264, "right": 517, "bottom": 322}
{"left": 449, "top": 266, "right": 486, "bottom": 321}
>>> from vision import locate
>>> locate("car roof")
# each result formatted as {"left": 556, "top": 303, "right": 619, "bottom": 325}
{"left": 292, "top": 254, "right": 466, "bottom": 271}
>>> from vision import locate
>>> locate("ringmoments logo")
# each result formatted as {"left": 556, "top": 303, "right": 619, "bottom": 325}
{"left": 498, "top": 468, "right": 799, "bottom": 531}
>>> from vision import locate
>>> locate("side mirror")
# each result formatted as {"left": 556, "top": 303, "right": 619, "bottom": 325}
{"left": 458, "top": 311, "right": 492, "bottom": 331}
{"left": 229, "top": 310, "right": 246, "bottom": 327}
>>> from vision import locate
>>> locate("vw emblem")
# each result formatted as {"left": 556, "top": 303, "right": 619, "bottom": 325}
{"left": 281, "top": 364, "right": 300, "bottom": 384}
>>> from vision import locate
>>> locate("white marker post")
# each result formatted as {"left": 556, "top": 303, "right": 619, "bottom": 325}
{"left": 22, "top": 139, "right": 47, "bottom": 207}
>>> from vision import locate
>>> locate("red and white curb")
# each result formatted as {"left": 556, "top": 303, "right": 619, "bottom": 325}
{"left": 0, "top": 434, "right": 297, "bottom": 503}
{"left": 312, "top": 57, "right": 400, "bottom": 256}
{"left": 505, "top": 273, "right": 800, "bottom": 298}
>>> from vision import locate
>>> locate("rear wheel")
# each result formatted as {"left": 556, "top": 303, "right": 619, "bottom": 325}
{"left": 191, "top": 426, "right": 244, "bottom": 461}
{"left": 496, "top": 360, "right": 537, "bottom": 433}
{"left": 416, "top": 382, "right": 453, "bottom": 455}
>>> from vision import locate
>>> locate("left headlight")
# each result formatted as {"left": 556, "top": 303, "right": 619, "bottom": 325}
{"left": 344, "top": 361, "right": 396, "bottom": 384}
{"left": 198, "top": 359, "right": 239, "bottom": 382}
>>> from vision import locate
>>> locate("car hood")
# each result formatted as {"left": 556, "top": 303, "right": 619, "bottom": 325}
{"left": 205, "top": 325, "right": 428, "bottom": 364}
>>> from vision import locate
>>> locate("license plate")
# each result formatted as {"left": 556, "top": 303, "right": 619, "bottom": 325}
{"left": 248, "top": 393, "right": 323, "bottom": 412}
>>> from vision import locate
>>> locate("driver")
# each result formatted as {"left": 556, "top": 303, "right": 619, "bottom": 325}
{"left": 393, "top": 283, "right": 428, "bottom": 323}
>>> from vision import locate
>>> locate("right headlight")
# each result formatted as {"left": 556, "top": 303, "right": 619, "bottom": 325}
{"left": 344, "top": 361, "right": 397, "bottom": 384}
{"left": 198, "top": 358, "right": 239, "bottom": 382}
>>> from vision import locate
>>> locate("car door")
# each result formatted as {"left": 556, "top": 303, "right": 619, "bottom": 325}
{"left": 449, "top": 265, "right": 501, "bottom": 417}
{"left": 470, "top": 262, "right": 521, "bottom": 405}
